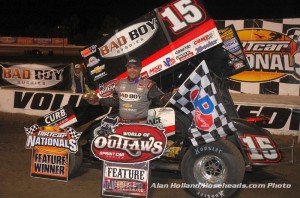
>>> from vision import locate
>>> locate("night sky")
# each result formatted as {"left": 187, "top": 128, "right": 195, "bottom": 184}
{"left": 0, "top": 0, "right": 299, "bottom": 37}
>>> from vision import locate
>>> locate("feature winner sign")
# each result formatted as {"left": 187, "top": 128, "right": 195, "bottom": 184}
{"left": 91, "top": 121, "right": 167, "bottom": 197}
{"left": 24, "top": 125, "right": 82, "bottom": 181}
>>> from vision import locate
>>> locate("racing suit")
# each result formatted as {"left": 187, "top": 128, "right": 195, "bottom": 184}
{"left": 99, "top": 77, "right": 172, "bottom": 122}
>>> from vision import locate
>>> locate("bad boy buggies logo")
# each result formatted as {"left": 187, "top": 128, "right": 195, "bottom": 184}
{"left": 24, "top": 124, "right": 82, "bottom": 181}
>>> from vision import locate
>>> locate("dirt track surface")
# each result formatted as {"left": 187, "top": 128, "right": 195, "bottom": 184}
{"left": 0, "top": 112, "right": 299, "bottom": 198}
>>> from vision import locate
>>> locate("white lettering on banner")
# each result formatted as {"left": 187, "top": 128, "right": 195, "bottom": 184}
{"left": 13, "top": 91, "right": 81, "bottom": 111}
{"left": 242, "top": 41, "right": 295, "bottom": 72}
{"left": 45, "top": 109, "right": 67, "bottom": 124}
{"left": 99, "top": 18, "right": 158, "bottom": 58}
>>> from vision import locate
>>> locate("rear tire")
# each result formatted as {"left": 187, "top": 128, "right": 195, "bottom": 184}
{"left": 181, "top": 140, "right": 245, "bottom": 198}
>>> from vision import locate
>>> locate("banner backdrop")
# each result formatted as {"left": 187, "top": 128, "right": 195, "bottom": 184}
{"left": 0, "top": 62, "right": 73, "bottom": 90}
{"left": 215, "top": 18, "right": 300, "bottom": 96}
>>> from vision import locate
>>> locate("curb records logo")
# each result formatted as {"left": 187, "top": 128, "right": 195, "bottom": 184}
{"left": 232, "top": 29, "right": 300, "bottom": 82}
{"left": 99, "top": 18, "right": 158, "bottom": 58}
{"left": 2, "top": 64, "right": 63, "bottom": 88}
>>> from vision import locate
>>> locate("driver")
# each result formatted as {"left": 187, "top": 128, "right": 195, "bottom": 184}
{"left": 89, "top": 57, "right": 177, "bottom": 123}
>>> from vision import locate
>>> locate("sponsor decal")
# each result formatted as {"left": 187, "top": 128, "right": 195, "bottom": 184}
{"left": 81, "top": 45, "right": 97, "bottom": 57}
{"left": 149, "top": 64, "right": 162, "bottom": 76}
{"left": 91, "top": 124, "right": 167, "bottom": 163}
{"left": 24, "top": 125, "right": 82, "bottom": 181}
{"left": 193, "top": 31, "right": 215, "bottom": 46}
{"left": 176, "top": 51, "right": 194, "bottom": 61}
{"left": 99, "top": 18, "right": 158, "bottom": 58}
{"left": 223, "top": 38, "right": 239, "bottom": 49}
{"left": 87, "top": 56, "right": 100, "bottom": 67}
{"left": 119, "top": 92, "right": 141, "bottom": 101}
{"left": 191, "top": 88, "right": 214, "bottom": 131}
{"left": 195, "top": 39, "right": 218, "bottom": 54}
{"left": 2, "top": 64, "right": 63, "bottom": 88}
{"left": 233, "top": 60, "right": 245, "bottom": 69}
{"left": 174, "top": 44, "right": 191, "bottom": 55}
{"left": 98, "top": 79, "right": 118, "bottom": 98}
{"left": 94, "top": 71, "right": 107, "bottom": 81}
{"left": 163, "top": 57, "right": 176, "bottom": 67}
{"left": 90, "top": 65, "right": 105, "bottom": 75}
{"left": 232, "top": 29, "right": 300, "bottom": 82}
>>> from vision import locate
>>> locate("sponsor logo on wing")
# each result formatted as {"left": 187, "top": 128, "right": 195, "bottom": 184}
{"left": 195, "top": 39, "right": 218, "bottom": 54}
{"left": 193, "top": 32, "right": 215, "bottom": 46}
{"left": 87, "top": 56, "right": 100, "bottom": 67}
{"left": 149, "top": 64, "right": 162, "bottom": 76}
{"left": 191, "top": 88, "right": 214, "bottom": 131}
{"left": 99, "top": 18, "right": 158, "bottom": 58}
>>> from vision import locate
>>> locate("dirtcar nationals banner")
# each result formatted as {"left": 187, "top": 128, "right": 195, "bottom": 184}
{"left": 80, "top": 0, "right": 223, "bottom": 93}
{"left": 0, "top": 62, "right": 73, "bottom": 90}
{"left": 215, "top": 18, "right": 300, "bottom": 96}
{"left": 24, "top": 125, "right": 82, "bottom": 181}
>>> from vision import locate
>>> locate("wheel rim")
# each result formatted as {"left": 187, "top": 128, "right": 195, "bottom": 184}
{"left": 193, "top": 155, "right": 226, "bottom": 184}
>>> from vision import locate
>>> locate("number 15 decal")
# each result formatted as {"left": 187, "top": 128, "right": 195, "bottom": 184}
{"left": 159, "top": 0, "right": 207, "bottom": 34}
{"left": 240, "top": 135, "right": 282, "bottom": 163}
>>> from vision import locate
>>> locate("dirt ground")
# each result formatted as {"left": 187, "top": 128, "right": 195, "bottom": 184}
{"left": 0, "top": 112, "right": 299, "bottom": 198}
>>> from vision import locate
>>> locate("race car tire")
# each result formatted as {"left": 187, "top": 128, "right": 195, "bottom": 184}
{"left": 68, "top": 145, "right": 83, "bottom": 177}
{"left": 181, "top": 139, "right": 245, "bottom": 198}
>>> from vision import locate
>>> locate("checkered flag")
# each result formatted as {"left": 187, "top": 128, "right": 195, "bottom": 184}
{"left": 65, "top": 127, "right": 82, "bottom": 140}
{"left": 24, "top": 124, "right": 39, "bottom": 135}
{"left": 170, "top": 60, "right": 236, "bottom": 146}
{"left": 286, "top": 28, "right": 300, "bottom": 42}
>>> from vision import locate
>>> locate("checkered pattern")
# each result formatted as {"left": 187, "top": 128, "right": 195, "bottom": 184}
{"left": 65, "top": 127, "right": 82, "bottom": 140}
{"left": 286, "top": 28, "right": 300, "bottom": 41}
{"left": 215, "top": 18, "right": 300, "bottom": 96}
{"left": 24, "top": 124, "right": 39, "bottom": 135}
{"left": 170, "top": 60, "right": 236, "bottom": 146}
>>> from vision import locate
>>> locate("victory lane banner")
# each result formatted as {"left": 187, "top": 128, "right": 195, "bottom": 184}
{"left": 24, "top": 125, "right": 82, "bottom": 181}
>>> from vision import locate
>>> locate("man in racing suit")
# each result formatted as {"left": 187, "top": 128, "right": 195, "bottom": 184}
{"left": 99, "top": 57, "right": 177, "bottom": 123}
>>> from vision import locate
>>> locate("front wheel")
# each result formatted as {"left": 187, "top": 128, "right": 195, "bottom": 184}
{"left": 181, "top": 139, "right": 245, "bottom": 198}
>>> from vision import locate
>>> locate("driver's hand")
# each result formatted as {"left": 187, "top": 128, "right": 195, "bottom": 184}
{"left": 86, "top": 97, "right": 100, "bottom": 105}
{"left": 172, "top": 87, "right": 179, "bottom": 95}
